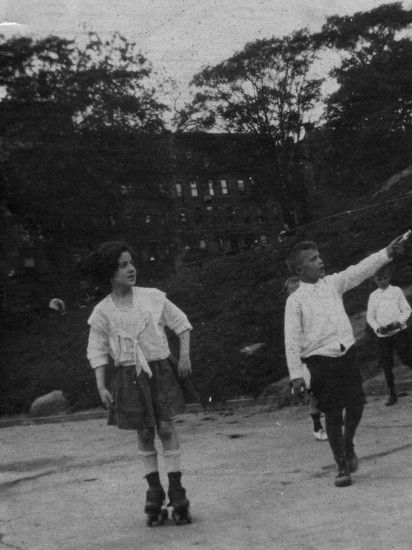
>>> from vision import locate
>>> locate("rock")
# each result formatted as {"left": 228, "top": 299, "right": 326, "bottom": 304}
{"left": 29, "top": 391, "right": 70, "bottom": 418}
{"left": 240, "top": 343, "right": 266, "bottom": 355}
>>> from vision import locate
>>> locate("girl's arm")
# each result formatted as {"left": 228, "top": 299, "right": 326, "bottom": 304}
{"left": 177, "top": 329, "right": 191, "bottom": 379}
{"left": 94, "top": 365, "right": 114, "bottom": 408}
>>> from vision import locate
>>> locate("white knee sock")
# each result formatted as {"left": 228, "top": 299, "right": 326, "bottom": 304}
{"left": 164, "top": 450, "right": 181, "bottom": 473}
{"left": 137, "top": 450, "right": 159, "bottom": 475}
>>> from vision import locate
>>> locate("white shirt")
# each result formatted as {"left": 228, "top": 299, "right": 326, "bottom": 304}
{"left": 284, "top": 249, "right": 389, "bottom": 380}
{"left": 366, "top": 285, "right": 411, "bottom": 337}
{"left": 87, "top": 287, "right": 192, "bottom": 375}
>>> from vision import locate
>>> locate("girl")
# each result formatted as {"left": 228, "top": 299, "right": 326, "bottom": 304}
{"left": 84, "top": 241, "right": 193, "bottom": 525}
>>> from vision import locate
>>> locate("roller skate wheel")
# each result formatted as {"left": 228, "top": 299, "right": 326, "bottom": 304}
{"left": 146, "top": 513, "right": 164, "bottom": 527}
{"left": 172, "top": 509, "right": 191, "bottom": 525}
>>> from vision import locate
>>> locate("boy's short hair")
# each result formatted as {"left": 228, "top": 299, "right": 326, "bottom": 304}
{"left": 374, "top": 264, "right": 394, "bottom": 278}
{"left": 286, "top": 241, "right": 318, "bottom": 275}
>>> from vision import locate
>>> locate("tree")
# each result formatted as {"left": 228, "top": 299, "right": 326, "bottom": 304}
{"left": 315, "top": 3, "right": 412, "bottom": 191}
{"left": 177, "top": 30, "right": 323, "bottom": 226}
{"left": 0, "top": 33, "right": 173, "bottom": 301}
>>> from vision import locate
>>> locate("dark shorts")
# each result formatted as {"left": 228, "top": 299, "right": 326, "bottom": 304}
{"left": 107, "top": 359, "right": 186, "bottom": 431}
{"left": 304, "top": 346, "right": 366, "bottom": 413}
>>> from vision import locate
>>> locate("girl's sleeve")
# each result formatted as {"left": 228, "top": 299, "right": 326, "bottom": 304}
{"left": 87, "top": 308, "right": 110, "bottom": 368}
{"left": 161, "top": 297, "right": 192, "bottom": 335}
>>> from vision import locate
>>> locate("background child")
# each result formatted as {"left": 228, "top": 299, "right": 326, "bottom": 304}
{"left": 284, "top": 276, "right": 327, "bottom": 441}
{"left": 366, "top": 265, "right": 412, "bottom": 406}
{"left": 84, "top": 241, "right": 193, "bottom": 525}
{"left": 284, "top": 235, "right": 405, "bottom": 488}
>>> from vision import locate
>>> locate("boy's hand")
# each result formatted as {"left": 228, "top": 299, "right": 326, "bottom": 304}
{"left": 178, "top": 356, "right": 192, "bottom": 379}
{"left": 386, "top": 235, "right": 406, "bottom": 259}
{"left": 291, "top": 378, "right": 306, "bottom": 394}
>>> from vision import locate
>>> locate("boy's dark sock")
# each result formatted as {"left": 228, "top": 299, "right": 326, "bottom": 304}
{"left": 343, "top": 405, "right": 364, "bottom": 457}
{"left": 325, "top": 408, "right": 345, "bottom": 462}
{"left": 146, "top": 471, "right": 162, "bottom": 489}
{"left": 310, "top": 412, "right": 323, "bottom": 432}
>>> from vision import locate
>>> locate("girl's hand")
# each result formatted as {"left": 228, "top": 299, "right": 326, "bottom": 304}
{"left": 98, "top": 387, "right": 114, "bottom": 408}
{"left": 177, "top": 356, "right": 192, "bottom": 379}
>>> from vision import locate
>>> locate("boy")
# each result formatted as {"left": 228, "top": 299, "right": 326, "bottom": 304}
{"left": 367, "top": 265, "right": 412, "bottom": 406}
{"left": 284, "top": 235, "right": 405, "bottom": 487}
{"left": 284, "top": 276, "right": 327, "bottom": 441}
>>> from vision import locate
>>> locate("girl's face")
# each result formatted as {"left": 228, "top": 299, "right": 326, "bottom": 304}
{"left": 111, "top": 251, "right": 136, "bottom": 289}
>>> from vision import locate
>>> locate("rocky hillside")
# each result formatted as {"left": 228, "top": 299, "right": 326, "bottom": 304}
{"left": 2, "top": 175, "right": 412, "bottom": 416}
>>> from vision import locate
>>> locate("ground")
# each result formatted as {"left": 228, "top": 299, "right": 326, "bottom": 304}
{"left": 1, "top": 366, "right": 412, "bottom": 550}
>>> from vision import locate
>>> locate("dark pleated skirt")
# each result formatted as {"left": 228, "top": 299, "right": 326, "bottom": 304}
{"left": 107, "top": 358, "right": 187, "bottom": 430}
{"left": 304, "top": 346, "right": 367, "bottom": 413}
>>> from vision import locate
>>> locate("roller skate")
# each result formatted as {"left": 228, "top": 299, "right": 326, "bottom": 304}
{"left": 167, "top": 472, "right": 192, "bottom": 525}
{"left": 145, "top": 487, "right": 168, "bottom": 527}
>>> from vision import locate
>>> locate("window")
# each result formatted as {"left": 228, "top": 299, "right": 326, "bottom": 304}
{"left": 190, "top": 180, "right": 198, "bottom": 197}
{"left": 176, "top": 183, "right": 182, "bottom": 198}
{"left": 179, "top": 211, "right": 187, "bottom": 223}
{"left": 199, "top": 238, "right": 207, "bottom": 249}
{"left": 221, "top": 180, "right": 228, "bottom": 195}
{"left": 195, "top": 207, "right": 204, "bottom": 225}
{"left": 226, "top": 206, "right": 234, "bottom": 222}
{"left": 260, "top": 234, "right": 268, "bottom": 246}
{"left": 145, "top": 215, "right": 151, "bottom": 224}
{"left": 208, "top": 180, "right": 214, "bottom": 196}
{"left": 238, "top": 180, "right": 245, "bottom": 194}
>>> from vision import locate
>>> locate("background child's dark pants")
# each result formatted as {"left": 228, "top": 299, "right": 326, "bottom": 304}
{"left": 377, "top": 330, "right": 412, "bottom": 392}
{"left": 305, "top": 347, "right": 366, "bottom": 462}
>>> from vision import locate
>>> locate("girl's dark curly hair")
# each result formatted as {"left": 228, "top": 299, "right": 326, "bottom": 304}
{"left": 81, "top": 241, "right": 134, "bottom": 288}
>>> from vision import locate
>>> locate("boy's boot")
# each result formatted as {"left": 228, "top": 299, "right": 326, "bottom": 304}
{"left": 344, "top": 442, "right": 359, "bottom": 474}
{"left": 385, "top": 389, "right": 398, "bottom": 407}
{"left": 335, "top": 457, "right": 352, "bottom": 488}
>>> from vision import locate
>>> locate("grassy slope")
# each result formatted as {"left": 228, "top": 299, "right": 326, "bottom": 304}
{"left": 2, "top": 180, "right": 412, "bottom": 415}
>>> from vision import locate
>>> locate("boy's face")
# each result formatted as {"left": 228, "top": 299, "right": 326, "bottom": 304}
{"left": 296, "top": 248, "right": 325, "bottom": 283}
{"left": 374, "top": 274, "right": 390, "bottom": 289}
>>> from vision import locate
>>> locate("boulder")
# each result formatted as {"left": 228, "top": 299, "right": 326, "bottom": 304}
{"left": 29, "top": 390, "right": 70, "bottom": 418}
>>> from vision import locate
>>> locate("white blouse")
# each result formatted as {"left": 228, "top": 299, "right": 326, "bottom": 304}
{"left": 87, "top": 287, "right": 192, "bottom": 377}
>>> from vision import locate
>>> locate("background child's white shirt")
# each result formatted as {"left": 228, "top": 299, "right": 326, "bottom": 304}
{"left": 87, "top": 287, "right": 192, "bottom": 369}
{"left": 366, "top": 285, "right": 411, "bottom": 337}
{"left": 284, "top": 248, "right": 389, "bottom": 380}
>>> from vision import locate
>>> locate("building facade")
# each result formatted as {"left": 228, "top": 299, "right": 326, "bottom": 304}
{"left": 165, "top": 132, "right": 283, "bottom": 264}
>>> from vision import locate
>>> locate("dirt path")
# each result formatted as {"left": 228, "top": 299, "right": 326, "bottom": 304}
{"left": 1, "top": 383, "right": 412, "bottom": 550}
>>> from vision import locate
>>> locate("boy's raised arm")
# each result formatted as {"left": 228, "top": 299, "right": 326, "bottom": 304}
{"left": 329, "top": 235, "right": 406, "bottom": 295}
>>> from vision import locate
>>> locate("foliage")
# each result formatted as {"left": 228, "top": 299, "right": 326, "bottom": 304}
{"left": 177, "top": 30, "right": 323, "bottom": 224}
{"left": 315, "top": 3, "right": 412, "bottom": 192}
{"left": 0, "top": 33, "right": 174, "bottom": 291}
